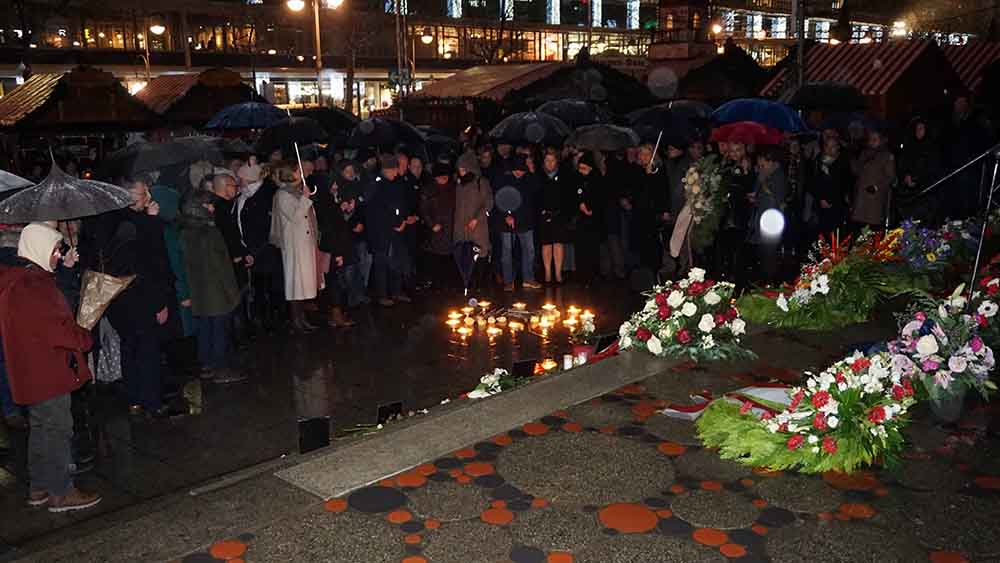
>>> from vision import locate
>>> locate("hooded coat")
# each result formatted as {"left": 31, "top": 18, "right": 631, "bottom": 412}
{"left": 179, "top": 191, "right": 241, "bottom": 317}
{"left": 0, "top": 223, "right": 93, "bottom": 405}
{"left": 453, "top": 152, "right": 493, "bottom": 254}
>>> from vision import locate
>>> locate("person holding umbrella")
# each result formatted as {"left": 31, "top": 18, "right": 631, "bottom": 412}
{"left": 271, "top": 164, "right": 320, "bottom": 332}
{"left": 496, "top": 156, "right": 541, "bottom": 292}
{"left": 453, "top": 151, "right": 493, "bottom": 292}
{"left": 317, "top": 183, "right": 358, "bottom": 328}
{"left": 235, "top": 160, "right": 283, "bottom": 333}
{"left": 365, "top": 155, "right": 413, "bottom": 306}
{"left": 0, "top": 223, "right": 99, "bottom": 512}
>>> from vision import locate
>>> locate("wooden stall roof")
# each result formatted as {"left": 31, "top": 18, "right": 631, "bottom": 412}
{"left": 942, "top": 41, "right": 1000, "bottom": 93}
{"left": 412, "top": 63, "right": 563, "bottom": 101}
{"left": 135, "top": 68, "right": 260, "bottom": 118}
{"left": 0, "top": 66, "right": 159, "bottom": 131}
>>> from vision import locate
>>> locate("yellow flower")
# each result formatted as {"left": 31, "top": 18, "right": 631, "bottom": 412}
{"left": 926, "top": 253, "right": 937, "bottom": 262}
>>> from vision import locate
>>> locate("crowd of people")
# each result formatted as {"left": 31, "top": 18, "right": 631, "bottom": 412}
{"left": 0, "top": 93, "right": 995, "bottom": 513}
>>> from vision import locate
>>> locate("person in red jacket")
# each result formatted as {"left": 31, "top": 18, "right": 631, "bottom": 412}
{"left": 0, "top": 222, "right": 100, "bottom": 512}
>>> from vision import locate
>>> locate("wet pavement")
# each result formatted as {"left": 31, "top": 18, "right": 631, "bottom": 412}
{"left": 0, "top": 281, "right": 637, "bottom": 548}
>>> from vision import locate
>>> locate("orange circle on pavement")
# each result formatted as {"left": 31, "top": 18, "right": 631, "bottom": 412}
{"left": 817, "top": 512, "right": 833, "bottom": 521}
{"left": 720, "top": 543, "right": 747, "bottom": 558}
{"left": 670, "top": 484, "right": 687, "bottom": 494}
{"left": 631, "top": 402, "right": 657, "bottom": 419}
{"left": 463, "top": 462, "right": 495, "bottom": 477}
{"left": 402, "top": 557, "right": 428, "bottom": 563}
{"left": 523, "top": 422, "right": 550, "bottom": 436}
{"left": 547, "top": 552, "right": 574, "bottom": 563}
{"left": 562, "top": 422, "right": 583, "bottom": 433}
{"left": 658, "top": 442, "right": 687, "bottom": 456}
{"left": 209, "top": 540, "right": 247, "bottom": 560}
{"left": 598, "top": 503, "right": 658, "bottom": 533}
{"left": 491, "top": 500, "right": 507, "bottom": 509}
{"left": 481, "top": 507, "right": 515, "bottom": 525}
{"left": 751, "top": 525, "right": 769, "bottom": 536}
{"left": 874, "top": 487, "right": 890, "bottom": 497}
{"left": 425, "top": 519, "right": 441, "bottom": 529}
{"left": 823, "top": 470, "right": 879, "bottom": 491}
{"left": 752, "top": 468, "right": 784, "bottom": 478}
{"left": 378, "top": 478, "right": 396, "bottom": 487}
{"left": 839, "top": 503, "right": 876, "bottom": 519}
{"left": 656, "top": 509, "right": 673, "bottom": 519}
{"left": 448, "top": 468, "right": 463, "bottom": 478}
{"left": 532, "top": 498, "right": 549, "bottom": 508}
{"left": 416, "top": 463, "right": 437, "bottom": 476}
{"left": 752, "top": 499, "right": 768, "bottom": 508}
{"left": 492, "top": 434, "right": 513, "bottom": 446}
{"left": 455, "top": 448, "right": 476, "bottom": 459}
{"left": 324, "top": 498, "right": 348, "bottom": 513}
{"left": 620, "top": 383, "right": 644, "bottom": 395}
{"left": 599, "top": 426, "right": 616, "bottom": 435}
{"left": 387, "top": 510, "right": 412, "bottom": 524}
{"left": 404, "top": 534, "right": 421, "bottom": 545}
{"left": 693, "top": 528, "right": 729, "bottom": 546}
{"left": 397, "top": 472, "right": 427, "bottom": 488}
{"left": 701, "top": 481, "right": 723, "bottom": 491}
{"left": 456, "top": 474, "right": 472, "bottom": 484}
{"left": 929, "top": 551, "right": 970, "bottom": 563}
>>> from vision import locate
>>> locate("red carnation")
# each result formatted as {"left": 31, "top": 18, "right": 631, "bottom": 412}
{"left": 978, "top": 314, "right": 988, "bottom": 328}
{"left": 760, "top": 411, "right": 774, "bottom": 421}
{"left": 786, "top": 435, "right": 804, "bottom": 450}
{"left": 636, "top": 327, "right": 652, "bottom": 342}
{"left": 727, "top": 307, "right": 739, "bottom": 321}
{"left": 835, "top": 372, "right": 846, "bottom": 384}
{"left": 789, "top": 389, "right": 806, "bottom": 411}
{"left": 990, "top": 284, "right": 999, "bottom": 296}
{"left": 868, "top": 405, "right": 887, "bottom": 424}
{"left": 891, "top": 385, "right": 905, "bottom": 401}
{"left": 822, "top": 436, "right": 838, "bottom": 454}
{"left": 813, "top": 412, "right": 828, "bottom": 431}
{"left": 688, "top": 282, "right": 705, "bottom": 296}
{"left": 658, "top": 305, "right": 672, "bottom": 320}
{"left": 676, "top": 329, "right": 691, "bottom": 344}
{"left": 739, "top": 400, "right": 753, "bottom": 415}
{"left": 655, "top": 293, "right": 668, "bottom": 307}
{"left": 811, "top": 391, "right": 831, "bottom": 409}
{"left": 714, "top": 313, "right": 728, "bottom": 326}
{"left": 902, "top": 379, "right": 914, "bottom": 397}
{"left": 851, "top": 357, "right": 871, "bottom": 374}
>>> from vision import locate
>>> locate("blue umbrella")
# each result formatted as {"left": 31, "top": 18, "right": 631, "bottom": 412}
{"left": 205, "top": 102, "right": 289, "bottom": 130}
{"left": 712, "top": 98, "right": 808, "bottom": 133}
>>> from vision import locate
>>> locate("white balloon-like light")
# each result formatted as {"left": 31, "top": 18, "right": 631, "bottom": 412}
{"left": 759, "top": 208, "right": 785, "bottom": 239}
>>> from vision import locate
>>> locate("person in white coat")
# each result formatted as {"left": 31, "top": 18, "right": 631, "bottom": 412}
{"left": 270, "top": 164, "right": 319, "bottom": 332}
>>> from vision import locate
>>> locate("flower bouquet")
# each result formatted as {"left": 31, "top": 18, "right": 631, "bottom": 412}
{"left": 898, "top": 219, "right": 954, "bottom": 272}
{"left": 696, "top": 351, "right": 918, "bottom": 473}
{"left": 467, "top": 368, "right": 528, "bottom": 399}
{"left": 970, "top": 255, "right": 1000, "bottom": 350}
{"left": 618, "top": 268, "right": 755, "bottom": 363}
{"left": 682, "top": 155, "right": 728, "bottom": 252}
{"left": 890, "top": 286, "right": 996, "bottom": 401}
{"left": 738, "top": 231, "right": 921, "bottom": 330}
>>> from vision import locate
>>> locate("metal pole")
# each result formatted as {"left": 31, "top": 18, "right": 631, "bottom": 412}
{"left": 144, "top": 17, "right": 152, "bottom": 83}
{"left": 313, "top": 0, "right": 324, "bottom": 107}
{"left": 181, "top": 9, "right": 192, "bottom": 69}
{"left": 395, "top": 0, "right": 403, "bottom": 96}
{"left": 970, "top": 155, "right": 1000, "bottom": 293}
{"left": 796, "top": 0, "right": 805, "bottom": 89}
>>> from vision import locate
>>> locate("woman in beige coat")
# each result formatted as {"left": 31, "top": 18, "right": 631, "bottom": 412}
{"left": 270, "top": 164, "right": 319, "bottom": 332}
{"left": 850, "top": 130, "right": 896, "bottom": 229}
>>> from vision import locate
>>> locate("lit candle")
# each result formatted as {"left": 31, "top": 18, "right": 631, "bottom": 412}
{"left": 512, "top": 302, "right": 527, "bottom": 310}
{"left": 542, "top": 303, "right": 556, "bottom": 312}
{"left": 457, "top": 326, "right": 471, "bottom": 337}
{"left": 487, "top": 326, "right": 502, "bottom": 337}
{"left": 479, "top": 301, "right": 491, "bottom": 309}
{"left": 463, "top": 317, "right": 475, "bottom": 326}
{"left": 530, "top": 315, "right": 540, "bottom": 325}
{"left": 497, "top": 316, "right": 508, "bottom": 325}
{"left": 487, "top": 316, "right": 496, "bottom": 325}
{"left": 476, "top": 317, "right": 487, "bottom": 328}
{"left": 567, "top": 305, "right": 581, "bottom": 316}
{"left": 446, "top": 319, "right": 460, "bottom": 328}
{"left": 581, "top": 310, "right": 595, "bottom": 321}
{"left": 461, "top": 306, "right": 474, "bottom": 315}
{"left": 448, "top": 311, "right": 463, "bottom": 320}
{"left": 509, "top": 321, "right": 524, "bottom": 331}
{"left": 541, "top": 358, "right": 558, "bottom": 371}
{"left": 539, "top": 318, "right": 552, "bottom": 329}
{"left": 563, "top": 318, "right": 578, "bottom": 327}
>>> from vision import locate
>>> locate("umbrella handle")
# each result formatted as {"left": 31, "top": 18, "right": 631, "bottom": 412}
{"left": 293, "top": 142, "right": 317, "bottom": 196}
{"left": 648, "top": 131, "right": 663, "bottom": 174}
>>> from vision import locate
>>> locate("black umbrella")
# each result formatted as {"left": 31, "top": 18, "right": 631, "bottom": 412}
{"left": 205, "top": 102, "right": 289, "bottom": 130}
{"left": 452, "top": 241, "right": 480, "bottom": 295}
{"left": 787, "top": 81, "right": 867, "bottom": 112}
{"left": 567, "top": 124, "right": 640, "bottom": 152}
{"left": 100, "top": 136, "right": 225, "bottom": 179}
{"left": 489, "top": 112, "right": 570, "bottom": 146}
{"left": 256, "top": 117, "right": 328, "bottom": 157}
{"left": 0, "top": 160, "right": 132, "bottom": 222}
{"left": 293, "top": 107, "right": 360, "bottom": 138}
{"left": 0, "top": 169, "right": 32, "bottom": 192}
{"left": 347, "top": 118, "right": 426, "bottom": 150}
{"left": 535, "top": 99, "right": 612, "bottom": 129}
{"left": 662, "top": 99, "right": 713, "bottom": 121}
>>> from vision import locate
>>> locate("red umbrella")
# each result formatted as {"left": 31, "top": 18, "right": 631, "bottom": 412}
{"left": 710, "top": 121, "right": 784, "bottom": 146}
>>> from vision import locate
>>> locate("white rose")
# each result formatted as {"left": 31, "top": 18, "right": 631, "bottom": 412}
{"left": 704, "top": 291, "right": 722, "bottom": 306}
{"left": 682, "top": 302, "right": 698, "bottom": 317}
{"left": 698, "top": 313, "right": 716, "bottom": 333}
{"left": 688, "top": 268, "right": 706, "bottom": 282}
{"left": 647, "top": 335, "right": 663, "bottom": 355}
{"left": 827, "top": 415, "right": 839, "bottom": 428}
{"left": 657, "top": 327, "right": 673, "bottom": 341}
{"left": 916, "top": 335, "right": 940, "bottom": 357}
{"left": 807, "top": 434, "right": 819, "bottom": 444}
{"left": 776, "top": 294, "right": 789, "bottom": 312}
{"left": 619, "top": 322, "right": 633, "bottom": 337}
{"left": 667, "top": 291, "right": 685, "bottom": 308}
{"left": 979, "top": 301, "right": 999, "bottom": 318}
{"left": 620, "top": 335, "right": 633, "bottom": 349}
{"left": 730, "top": 318, "right": 746, "bottom": 336}
{"left": 948, "top": 355, "right": 968, "bottom": 373}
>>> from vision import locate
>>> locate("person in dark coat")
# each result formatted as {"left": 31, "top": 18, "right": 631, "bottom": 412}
{"left": 602, "top": 151, "right": 632, "bottom": 280}
{"left": 573, "top": 152, "right": 605, "bottom": 283}
{"left": 235, "top": 161, "right": 283, "bottom": 332}
{"left": 496, "top": 156, "right": 541, "bottom": 291}
{"left": 318, "top": 183, "right": 359, "bottom": 328}
{"left": 104, "top": 177, "right": 174, "bottom": 417}
{"left": 806, "top": 136, "right": 852, "bottom": 239}
{"left": 715, "top": 141, "right": 756, "bottom": 285}
{"left": 420, "top": 162, "right": 458, "bottom": 288}
{"left": 898, "top": 116, "right": 944, "bottom": 223}
{"left": 537, "top": 150, "right": 573, "bottom": 284}
{"left": 0, "top": 223, "right": 99, "bottom": 513}
{"left": 333, "top": 161, "right": 369, "bottom": 307}
{"left": 631, "top": 143, "right": 667, "bottom": 275}
{"left": 365, "top": 155, "right": 413, "bottom": 306}
{"left": 749, "top": 146, "right": 788, "bottom": 283}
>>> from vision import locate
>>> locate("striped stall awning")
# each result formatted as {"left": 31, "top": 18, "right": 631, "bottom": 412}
{"left": 942, "top": 41, "right": 1000, "bottom": 92}
{"left": 762, "top": 41, "right": 936, "bottom": 99}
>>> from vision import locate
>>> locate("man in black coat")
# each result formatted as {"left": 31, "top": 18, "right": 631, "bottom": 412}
{"left": 318, "top": 183, "right": 359, "bottom": 328}
{"left": 365, "top": 155, "right": 413, "bottom": 306}
{"left": 235, "top": 162, "right": 283, "bottom": 331}
{"left": 104, "top": 177, "right": 174, "bottom": 416}
{"left": 495, "top": 156, "right": 541, "bottom": 291}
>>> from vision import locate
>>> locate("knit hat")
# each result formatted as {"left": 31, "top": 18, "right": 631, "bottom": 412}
{"left": 17, "top": 222, "right": 63, "bottom": 272}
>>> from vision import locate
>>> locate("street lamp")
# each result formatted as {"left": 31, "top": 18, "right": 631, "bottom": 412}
{"left": 421, "top": 27, "right": 433, "bottom": 44}
{"left": 287, "top": 0, "right": 306, "bottom": 11}
{"left": 711, "top": 22, "right": 722, "bottom": 35}
{"left": 286, "top": 0, "right": 340, "bottom": 107}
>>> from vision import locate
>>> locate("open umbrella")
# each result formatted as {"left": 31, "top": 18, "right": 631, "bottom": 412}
{"left": 568, "top": 124, "right": 640, "bottom": 152}
{"left": 710, "top": 121, "right": 784, "bottom": 146}
{"left": 626, "top": 107, "right": 697, "bottom": 143}
{"left": 205, "top": 102, "right": 289, "bottom": 130}
{"left": 0, "top": 160, "right": 132, "bottom": 222}
{"left": 293, "top": 106, "right": 360, "bottom": 137}
{"left": 347, "top": 117, "right": 426, "bottom": 150}
{"left": 256, "top": 117, "right": 328, "bottom": 157}
{"left": 490, "top": 112, "right": 570, "bottom": 146}
{"left": 662, "top": 99, "right": 713, "bottom": 121}
{"left": 787, "top": 81, "right": 867, "bottom": 112}
{"left": 712, "top": 98, "right": 808, "bottom": 133}
{"left": 101, "top": 136, "right": 225, "bottom": 179}
{"left": 0, "top": 169, "right": 32, "bottom": 192}
{"left": 536, "top": 99, "right": 612, "bottom": 128}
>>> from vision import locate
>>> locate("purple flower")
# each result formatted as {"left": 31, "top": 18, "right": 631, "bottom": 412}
{"left": 922, "top": 359, "right": 940, "bottom": 371}
{"left": 971, "top": 336, "right": 984, "bottom": 353}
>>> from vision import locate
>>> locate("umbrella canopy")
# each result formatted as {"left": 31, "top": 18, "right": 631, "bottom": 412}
{"left": 101, "top": 136, "right": 225, "bottom": 179}
{"left": 662, "top": 99, "right": 714, "bottom": 121}
{"left": 535, "top": 99, "right": 612, "bottom": 128}
{"left": 568, "top": 124, "right": 640, "bottom": 152}
{"left": 255, "top": 117, "right": 328, "bottom": 157}
{"left": 710, "top": 121, "right": 784, "bottom": 146}
{"left": 787, "top": 81, "right": 867, "bottom": 112}
{"left": 626, "top": 107, "right": 697, "bottom": 141}
{"left": 292, "top": 107, "right": 360, "bottom": 137}
{"left": 204, "top": 102, "right": 289, "bottom": 130}
{"left": 712, "top": 98, "right": 808, "bottom": 132}
{"left": 0, "top": 161, "right": 132, "bottom": 222}
{"left": 0, "top": 169, "right": 32, "bottom": 192}
{"left": 489, "top": 112, "right": 571, "bottom": 146}
{"left": 347, "top": 118, "right": 426, "bottom": 150}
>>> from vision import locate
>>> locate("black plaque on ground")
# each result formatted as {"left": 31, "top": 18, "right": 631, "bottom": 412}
{"left": 512, "top": 359, "right": 537, "bottom": 379}
{"left": 377, "top": 401, "right": 404, "bottom": 424}
{"left": 298, "top": 416, "right": 330, "bottom": 454}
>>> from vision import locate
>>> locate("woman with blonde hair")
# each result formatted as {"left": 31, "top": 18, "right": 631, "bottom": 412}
{"left": 270, "top": 163, "right": 320, "bottom": 332}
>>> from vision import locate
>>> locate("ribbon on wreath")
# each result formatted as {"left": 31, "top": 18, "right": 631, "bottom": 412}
{"left": 659, "top": 382, "right": 793, "bottom": 421}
